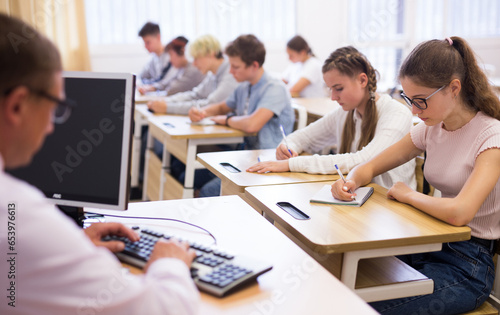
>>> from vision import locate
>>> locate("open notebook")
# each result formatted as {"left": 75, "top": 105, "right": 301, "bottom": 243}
{"left": 310, "top": 185, "right": 374, "bottom": 207}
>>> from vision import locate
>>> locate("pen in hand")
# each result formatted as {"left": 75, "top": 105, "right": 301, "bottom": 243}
{"left": 334, "top": 164, "right": 356, "bottom": 200}
{"left": 279, "top": 124, "right": 293, "bottom": 156}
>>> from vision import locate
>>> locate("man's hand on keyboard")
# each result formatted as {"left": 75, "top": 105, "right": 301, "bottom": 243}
{"left": 144, "top": 238, "right": 197, "bottom": 271}
{"left": 84, "top": 222, "right": 140, "bottom": 253}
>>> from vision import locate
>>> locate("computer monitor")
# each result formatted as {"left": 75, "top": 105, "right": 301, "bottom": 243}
{"left": 8, "top": 71, "right": 136, "bottom": 217}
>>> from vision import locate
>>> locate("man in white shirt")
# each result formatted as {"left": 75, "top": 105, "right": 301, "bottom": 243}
{"left": 0, "top": 13, "right": 199, "bottom": 315}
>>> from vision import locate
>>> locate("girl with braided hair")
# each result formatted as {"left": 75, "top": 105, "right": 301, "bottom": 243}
{"left": 332, "top": 37, "right": 500, "bottom": 314}
{"left": 248, "top": 46, "right": 416, "bottom": 191}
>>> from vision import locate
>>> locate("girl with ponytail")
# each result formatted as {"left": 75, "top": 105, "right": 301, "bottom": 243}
{"left": 248, "top": 46, "right": 416, "bottom": 191}
{"left": 282, "top": 35, "right": 326, "bottom": 97}
{"left": 332, "top": 37, "right": 500, "bottom": 314}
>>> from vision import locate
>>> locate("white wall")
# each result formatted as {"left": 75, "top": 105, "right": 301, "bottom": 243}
{"left": 89, "top": 0, "right": 500, "bottom": 82}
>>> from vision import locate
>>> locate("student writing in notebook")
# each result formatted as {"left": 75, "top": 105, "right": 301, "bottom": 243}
{"left": 190, "top": 34, "right": 295, "bottom": 197}
{"left": 161, "top": 36, "right": 205, "bottom": 96}
{"left": 0, "top": 14, "right": 198, "bottom": 315}
{"left": 136, "top": 22, "right": 174, "bottom": 95}
{"left": 281, "top": 35, "right": 325, "bottom": 98}
{"left": 332, "top": 37, "right": 500, "bottom": 315}
{"left": 147, "top": 34, "right": 239, "bottom": 114}
{"left": 248, "top": 46, "right": 416, "bottom": 190}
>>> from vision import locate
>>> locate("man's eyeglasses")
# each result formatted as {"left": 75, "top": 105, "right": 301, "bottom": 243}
{"left": 3, "top": 86, "right": 76, "bottom": 124}
{"left": 400, "top": 85, "right": 446, "bottom": 110}
{"left": 34, "top": 90, "right": 76, "bottom": 124}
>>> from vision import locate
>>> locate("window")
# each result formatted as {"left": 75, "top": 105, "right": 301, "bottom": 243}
{"left": 348, "top": 0, "right": 500, "bottom": 91}
{"left": 85, "top": 0, "right": 296, "bottom": 46}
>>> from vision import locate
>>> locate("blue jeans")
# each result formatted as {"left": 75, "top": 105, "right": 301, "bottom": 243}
{"left": 199, "top": 177, "right": 221, "bottom": 197}
{"left": 370, "top": 240, "right": 495, "bottom": 315}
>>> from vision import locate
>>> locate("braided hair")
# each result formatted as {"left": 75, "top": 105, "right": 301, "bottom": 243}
{"left": 322, "top": 46, "right": 379, "bottom": 154}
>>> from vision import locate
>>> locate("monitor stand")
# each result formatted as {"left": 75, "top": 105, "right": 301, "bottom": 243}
{"left": 57, "top": 205, "right": 85, "bottom": 227}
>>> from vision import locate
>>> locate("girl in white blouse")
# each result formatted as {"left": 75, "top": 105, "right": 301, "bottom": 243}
{"left": 249, "top": 46, "right": 416, "bottom": 190}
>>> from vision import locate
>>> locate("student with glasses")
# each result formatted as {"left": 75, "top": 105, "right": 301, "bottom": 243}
{"left": 331, "top": 37, "right": 500, "bottom": 314}
{"left": 0, "top": 14, "right": 199, "bottom": 314}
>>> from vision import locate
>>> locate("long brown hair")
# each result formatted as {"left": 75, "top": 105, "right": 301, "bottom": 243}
{"left": 399, "top": 36, "right": 500, "bottom": 120}
{"left": 322, "top": 46, "right": 379, "bottom": 153}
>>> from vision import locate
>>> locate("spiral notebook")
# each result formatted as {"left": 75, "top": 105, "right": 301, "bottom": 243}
{"left": 310, "top": 185, "right": 374, "bottom": 207}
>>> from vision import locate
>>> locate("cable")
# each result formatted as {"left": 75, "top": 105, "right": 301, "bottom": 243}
{"left": 85, "top": 212, "right": 217, "bottom": 245}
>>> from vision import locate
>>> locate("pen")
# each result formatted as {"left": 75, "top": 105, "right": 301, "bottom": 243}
{"left": 279, "top": 124, "right": 293, "bottom": 156}
{"left": 334, "top": 164, "right": 355, "bottom": 200}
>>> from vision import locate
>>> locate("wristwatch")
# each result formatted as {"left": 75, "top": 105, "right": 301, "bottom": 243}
{"left": 225, "top": 113, "right": 236, "bottom": 126}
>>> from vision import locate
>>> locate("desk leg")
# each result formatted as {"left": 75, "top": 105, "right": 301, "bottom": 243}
{"left": 183, "top": 140, "right": 198, "bottom": 199}
{"left": 341, "top": 243, "right": 441, "bottom": 289}
{"left": 142, "top": 130, "right": 154, "bottom": 201}
{"left": 131, "top": 113, "right": 146, "bottom": 188}
{"left": 159, "top": 139, "right": 171, "bottom": 200}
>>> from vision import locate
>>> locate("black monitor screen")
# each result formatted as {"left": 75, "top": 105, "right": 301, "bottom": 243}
{"left": 8, "top": 72, "right": 135, "bottom": 210}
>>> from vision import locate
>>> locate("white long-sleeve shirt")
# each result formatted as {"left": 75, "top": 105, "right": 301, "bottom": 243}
{"left": 0, "top": 155, "right": 199, "bottom": 315}
{"left": 164, "top": 59, "right": 239, "bottom": 114}
{"left": 286, "top": 94, "right": 416, "bottom": 189}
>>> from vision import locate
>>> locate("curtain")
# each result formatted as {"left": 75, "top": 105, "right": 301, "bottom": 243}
{"left": 0, "top": 0, "right": 91, "bottom": 71}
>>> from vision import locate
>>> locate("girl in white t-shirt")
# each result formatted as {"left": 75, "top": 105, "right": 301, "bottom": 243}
{"left": 282, "top": 35, "right": 325, "bottom": 98}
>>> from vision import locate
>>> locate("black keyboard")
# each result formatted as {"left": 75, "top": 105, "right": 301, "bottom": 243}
{"left": 103, "top": 226, "right": 273, "bottom": 297}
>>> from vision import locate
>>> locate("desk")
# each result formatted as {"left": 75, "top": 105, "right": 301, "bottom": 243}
{"left": 88, "top": 195, "right": 378, "bottom": 315}
{"left": 197, "top": 149, "right": 337, "bottom": 212}
{"left": 245, "top": 182, "right": 471, "bottom": 302}
{"left": 134, "top": 91, "right": 167, "bottom": 104}
{"left": 292, "top": 97, "right": 338, "bottom": 124}
{"left": 143, "top": 115, "right": 251, "bottom": 200}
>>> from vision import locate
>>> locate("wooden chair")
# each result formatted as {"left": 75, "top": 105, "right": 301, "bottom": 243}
{"left": 415, "top": 153, "right": 434, "bottom": 196}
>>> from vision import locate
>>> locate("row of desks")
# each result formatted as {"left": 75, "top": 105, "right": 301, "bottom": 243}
{"left": 90, "top": 195, "right": 379, "bottom": 315}
{"left": 197, "top": 149, "right": 470, "bottom": 302}
{"left": 130, "top": 98, "right": 471, "bottom": 310}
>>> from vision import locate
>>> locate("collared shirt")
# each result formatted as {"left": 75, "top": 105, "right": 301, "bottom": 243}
{"left": 0, "top": 155, "right": 199, "bottom": 315}
{"left": 225, "top": 71, "right": 295, "bottom": 149}
{"left": 165, "top": 59, "right": 239, "bottom": 114}
{"left": 140, "top": 52, "right": 179, "bottom": 91}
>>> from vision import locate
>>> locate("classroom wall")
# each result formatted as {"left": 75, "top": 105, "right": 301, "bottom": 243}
{"left": 89, "top": 0, "right": 500, "bottom": 83}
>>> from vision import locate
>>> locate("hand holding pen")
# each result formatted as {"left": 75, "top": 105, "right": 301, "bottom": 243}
{"left": 188, "top": 103, "right": 205, "bottom": 122}
{"left": 278, "top": 124, "right": 297, "bottom": 159}
{"left": 334, "top": 164, "right": 356, "bottom": 201}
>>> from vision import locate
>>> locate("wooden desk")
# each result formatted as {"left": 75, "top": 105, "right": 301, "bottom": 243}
{"left": 197, "top": 149, "right": 337, "bottom": 212}
{"left": 134, "top": 91, "right": 167, "bottom": 104}
{"left": 130, "top": 105, "right": 156, "bottom": 188}
{"left": 143, "top": 115, "right": 251, "bottom": 200}
{"left": 87, "top": 196, "right": 377, "bottom": 315}
{"left": 292, "top": 97, "right": 338, "bottom": 124}
{"left": 245, "top": 182, "right": 471, "bottom": 302}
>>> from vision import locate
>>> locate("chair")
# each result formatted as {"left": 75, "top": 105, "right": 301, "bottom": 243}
{"left": 415, "top": 153, "right": 434, "bottom": 196}
{"left": 291, "top": 103, "right": 307, "bottom": 131}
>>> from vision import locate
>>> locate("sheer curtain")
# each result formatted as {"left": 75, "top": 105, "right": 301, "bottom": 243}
{"left": 0, "top": 0, "right": 91, "bottom": 71}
